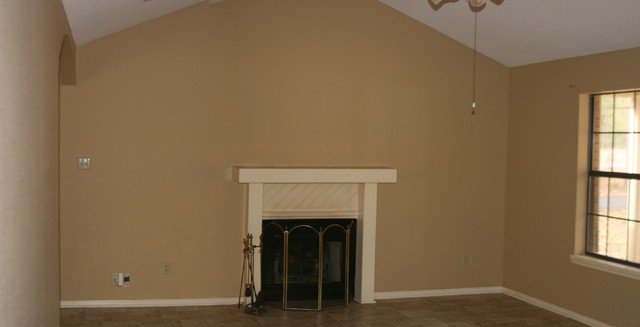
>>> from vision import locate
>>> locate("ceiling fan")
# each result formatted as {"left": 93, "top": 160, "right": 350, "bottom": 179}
{"left": 429, "top": 0, "right": 503, "bottom": 114}
{"left": 430, "top": 0, "right": 495, "bottom": 9}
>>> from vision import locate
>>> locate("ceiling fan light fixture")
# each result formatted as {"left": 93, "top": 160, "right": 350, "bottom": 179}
{"left": 428, "top": 0, "right": 486, "bottom": 114}
{"left": 468, "top": 0, "right": 486, "bottom": 8}
{"left": 429, "top": 0, "right": 488, "bottom": 9}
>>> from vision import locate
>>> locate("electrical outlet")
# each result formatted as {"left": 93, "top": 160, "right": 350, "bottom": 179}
{"left": 162, "top": 262, "right": 171, "bottom": 275}
{"left": 462, "top": 254, "right": 469, "bottom": 265}
{"left": 470, "top": 254, "right": 477, "bottom": 265}
{"left": 112, "top": 272, "right": 131, "bottom": 287}
{"left": 111, "top": 273, "right": 119, "bottom": 285}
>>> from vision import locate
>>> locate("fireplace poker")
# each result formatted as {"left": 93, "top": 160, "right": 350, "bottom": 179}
{"left": 238, "top": 233, "right": 266, "bottom": 314}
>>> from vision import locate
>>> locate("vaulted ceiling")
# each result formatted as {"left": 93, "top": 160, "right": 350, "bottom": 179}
{"left": 62, "top": 0, "right": 640, "bottom": 67}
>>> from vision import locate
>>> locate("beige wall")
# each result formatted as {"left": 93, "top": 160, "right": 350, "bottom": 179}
{"left": 0, "top": 0, "right": 73, "bottom": 326}
{"left": 506, "top": 47, "right": 640, "bottom": 326}
{"left": 60, "top": 0, "right": 508, "bottom": 301}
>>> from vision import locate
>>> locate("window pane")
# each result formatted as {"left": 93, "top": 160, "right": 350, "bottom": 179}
{"left": 594, "top": 94, "right": 614, "bottom": 132}
{"left": 587, "top": 216, "right": 631, "bottom": 262}
{"left": 588, "top": 177, "right": 609, "bottom": 216}
{"left": 637, "top": 93, "right": 640, "bottom": 132}
{"left": 628, "top": 220, "right": 640, "bottom": 264}
{"left": 591, "top": 133, "right": 612, "bottom": 171}
{"left": 612, "top": 134, "right": 631, "bottom": 173}
{"left": 609, "top": 178, "right": 629, "bottom": 219}
{"left": 613, "top": 93, "right": 635, "bottom": 132}
{"left": 587, "top": 215, "right": 607, "bottom": 256}
{"left": 630, "top": 179, "right": 640, "bottom": 223}
{"left": 632, "top": 133, "right": 640, "bottom": 174}
{"left": 607, "top": 218, "right": 629, "bottom": 261}
{"left": 616, "top": 92, "right": 635, "bottom": 108}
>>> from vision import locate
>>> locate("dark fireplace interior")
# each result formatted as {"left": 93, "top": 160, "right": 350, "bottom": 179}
{"left": 261, "top": 218, "right": 356, "bottom": 310}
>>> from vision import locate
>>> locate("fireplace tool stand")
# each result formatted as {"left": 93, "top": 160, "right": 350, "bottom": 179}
{"left": 238, "top": 233, "right": 266, "bottom": 315}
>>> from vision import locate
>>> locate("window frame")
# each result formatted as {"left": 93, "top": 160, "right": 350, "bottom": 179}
{"left": 585, "top": 90, "right": 640, "bottom": 269}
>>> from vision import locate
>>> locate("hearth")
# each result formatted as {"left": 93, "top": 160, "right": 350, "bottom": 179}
{"left": 261, "top": 219, "right": 356, "bottom": 310}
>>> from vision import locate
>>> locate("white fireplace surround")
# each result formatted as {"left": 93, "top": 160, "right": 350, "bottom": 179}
{"left": 232, "top": 167, "right": 397, "bottom": 303}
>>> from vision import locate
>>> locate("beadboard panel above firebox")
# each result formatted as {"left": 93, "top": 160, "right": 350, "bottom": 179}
{"left": 263, "top": 183, "right": 358, "bottom": 218}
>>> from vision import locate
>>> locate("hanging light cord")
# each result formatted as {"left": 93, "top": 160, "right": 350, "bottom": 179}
{"left": 471, "top": 11, "right": 478, "bottom": 113}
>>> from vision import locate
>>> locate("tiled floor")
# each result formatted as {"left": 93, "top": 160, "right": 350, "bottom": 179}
{"left": 60, "top": 294, "right": 588, "bottom": 326}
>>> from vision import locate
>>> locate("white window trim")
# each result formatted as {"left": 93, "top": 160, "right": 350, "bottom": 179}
{"left": 570, "top": 254, "right": 640, "bottom": 281}
{"left": 573, "top": 94, "right": 640, "bottom": 281}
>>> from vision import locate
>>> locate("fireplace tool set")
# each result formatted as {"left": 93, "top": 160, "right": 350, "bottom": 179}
{"left": 238, "top": 233, "right": 266, "bottom": 314}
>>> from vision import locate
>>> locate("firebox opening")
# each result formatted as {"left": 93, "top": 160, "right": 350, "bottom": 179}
{"left": 261, "top": 219, "right": 357, "bottom": 310}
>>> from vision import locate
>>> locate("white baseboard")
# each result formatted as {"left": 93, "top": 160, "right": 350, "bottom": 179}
{"left": 60, "top": 297, "right": 237, "bottom": 308}
{"left": 60, "top": 287, "right": 609, "bottom": 327}
{"left": 376, "top": 286, "right": 608, "bottom": 327}
{"left": 501, "top": 288, "right": 611, "bottom": 327}
{"left": 374, "top": 286, "right": 503, "bottom": 300}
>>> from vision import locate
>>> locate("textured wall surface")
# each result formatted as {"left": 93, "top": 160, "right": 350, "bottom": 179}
{"left": 506, "top": 47, "right": 640, "bottom": 327}
{"left": 60, "top": 0, "right": 508, "bottom": 301}
{"left": 0, "top": 1, "right": 72, "bottom": 326}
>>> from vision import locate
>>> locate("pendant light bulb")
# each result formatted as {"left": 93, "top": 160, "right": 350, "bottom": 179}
{"left": 469, "top": 0, "right": 486, "bottom": 8}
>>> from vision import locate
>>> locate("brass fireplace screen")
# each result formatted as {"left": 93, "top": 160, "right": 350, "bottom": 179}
{"left": 261, "top": 219, "right": 356, "bottom": 311}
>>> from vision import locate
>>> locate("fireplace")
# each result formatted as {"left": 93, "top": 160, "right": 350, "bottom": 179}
{"left": 261, "top": 218, "right": 357, "bottom": 310}
{"left": 232, "top": 167, "right": 397, "bottom": 304}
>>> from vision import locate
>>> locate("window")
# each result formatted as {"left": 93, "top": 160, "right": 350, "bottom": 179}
{"left": 587, "top": 91, "right": 640, "bottom": 267}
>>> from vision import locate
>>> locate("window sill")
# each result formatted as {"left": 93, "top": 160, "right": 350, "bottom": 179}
{"left": 570, "top": 255, "right": 640, "bottom": 281}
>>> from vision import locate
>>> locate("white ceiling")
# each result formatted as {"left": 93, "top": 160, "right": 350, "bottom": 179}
{"left": 380, "top": 0, "right": 640, "bottom": 67}
{"left": 61, "top": 0, "right": 220, "bottom": 46}
{"left": 62, "top": 0, "right": 640, "bottom": 67}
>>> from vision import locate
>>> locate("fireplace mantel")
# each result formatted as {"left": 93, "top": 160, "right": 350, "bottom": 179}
{"left": 233, "top": 167, "right": 397, "bottom": 184}
{"left": 232, "top": 167, "right": 397, "bottom": 303}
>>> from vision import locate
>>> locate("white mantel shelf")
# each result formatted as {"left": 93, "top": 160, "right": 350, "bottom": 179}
{"left": 232, "top": 166, "right": 397, "bottom": 304}
{"left": 232, "top": 167, "right": 397, "bottom": 184}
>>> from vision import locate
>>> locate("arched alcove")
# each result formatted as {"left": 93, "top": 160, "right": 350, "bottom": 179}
{"left": 59, "top": 34, "right": 76, "bottom": 86}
